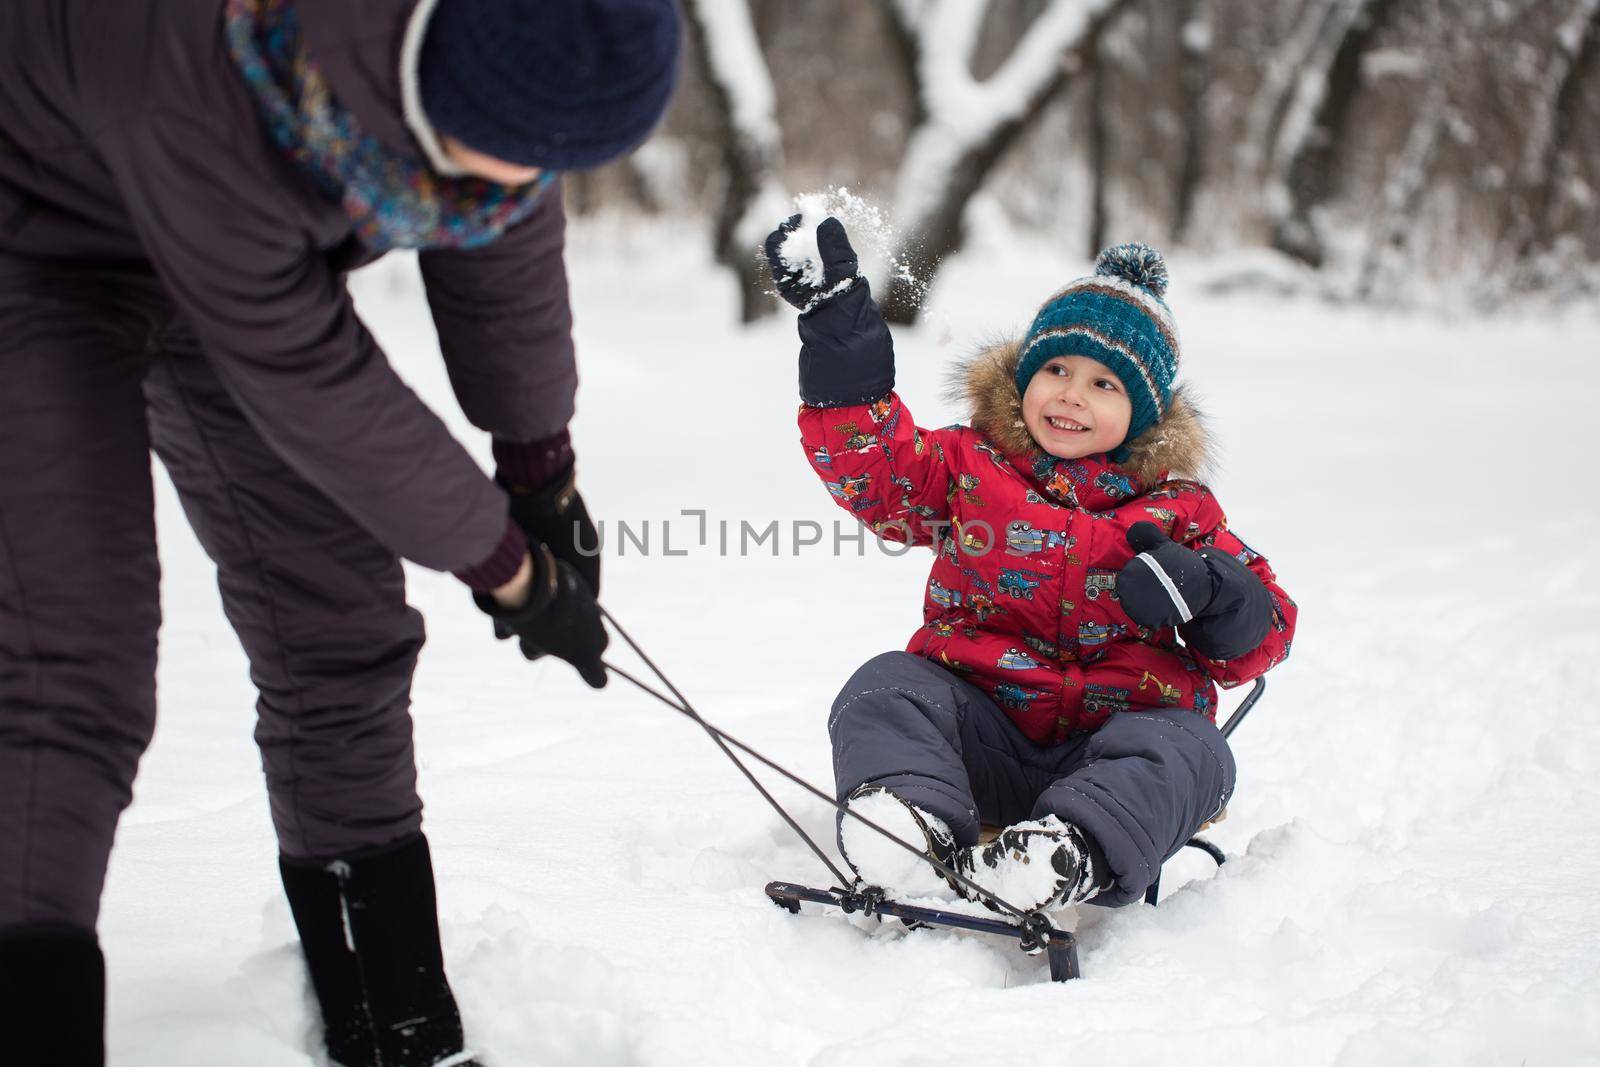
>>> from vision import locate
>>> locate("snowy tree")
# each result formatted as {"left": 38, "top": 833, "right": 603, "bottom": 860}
{"left": 1250, "top": 0, "right": 1399, "bottom": 267}
{"left": 682, "top": 0, "right": 792, "bottom": 323}
{"left": 1239, "top": 0, "right": 1333, "bottom": 178}
{"left": 642, "top": 0, "right": 1598, "bottom": 317}
{"left": 1082, "top": 19, "right": 1113, "bottom": 259}
{"left": 1354, "top": 82, "right": 1449, "bottom": 300}
{"left": 877, "top": 0, "right": 1127, "bottom": 322}
{"left": 1513, "top": 0, "right": 1600, "bottom": 260}
{"left": 1170, "top": 0, "right": 1212, "bottom": 245}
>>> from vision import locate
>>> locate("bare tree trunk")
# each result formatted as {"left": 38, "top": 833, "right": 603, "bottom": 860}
{"left": 1355, "top": 84, "right": 1448, "bottom": 300}
{"left": 1171, "top": 0, "right": 1211, "bottom": 245}
{"left": 1084, "top": 26, "right": 1111, "bottom": 259}
{"left": 879, "top": 0, "right": 1127, "bottom": 323}
{"left": 1269, "top": 0, "right": 1399, "bottom": 267}
{"left": 1241, "top": 0, "right": 1330, "bottom": 173}
{"left": 1517, "top": 0, "right": 1600, "bottom": 259}
{"left": 682, "top": 0, "right": 789, "bottom": 323}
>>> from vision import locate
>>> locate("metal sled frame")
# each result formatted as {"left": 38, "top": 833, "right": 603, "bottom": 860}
{"left": 764, "top": 677, "right": 1265, "bottom": 981}
{"left": 767, "top": 880, "right": 1085, "bottom": 980}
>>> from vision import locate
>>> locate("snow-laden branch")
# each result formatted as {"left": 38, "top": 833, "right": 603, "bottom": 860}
{"left": 691, "top": 0, "right": 780, "bottom": 149}
{"left": 1265, "top": 0, "right": 1379, "bottom": 189}
{"left": 915, "top": 0, "right": 990, "bottom": 128}
{"left": 682, "top": 0, "right": 790, "bottom": 319}
{"left": 1241, "top": 0, "right": 1335, "bottom": 170}
{"left": 889, "top": 0, "right": 933, "bottom": 29}
{"left": 889, "top": 0, "right": 1114, "bottom": 243}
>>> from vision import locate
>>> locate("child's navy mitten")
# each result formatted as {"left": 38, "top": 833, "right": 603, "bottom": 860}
{"left": 1117, "top": 521, "right": 1273, "bottom": 661}
{"left": 765, "top": 214, "right": 860, "bottom": 311}
{"left": 764, "top": 216, "right": 895, "bottom": 408}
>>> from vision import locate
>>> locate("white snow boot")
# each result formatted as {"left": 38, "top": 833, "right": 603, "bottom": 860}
{"left": 838, "top": 785, "right": 960, "bottom": 900}
{"left": 955, "top": 816, "right": 1107, "bottom": 912}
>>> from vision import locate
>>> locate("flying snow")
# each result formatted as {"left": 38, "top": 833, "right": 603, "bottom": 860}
{"left": 770, "top": 187, "right": 930, "bottom": 311}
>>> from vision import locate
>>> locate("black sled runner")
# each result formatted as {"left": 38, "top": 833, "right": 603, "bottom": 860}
{"left": 767, "top": 880, "right": 1087, "bottom": 980}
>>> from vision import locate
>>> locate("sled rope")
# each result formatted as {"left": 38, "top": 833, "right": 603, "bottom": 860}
{"left": 598, "top": 607, "right": 1032, "bottom": 920}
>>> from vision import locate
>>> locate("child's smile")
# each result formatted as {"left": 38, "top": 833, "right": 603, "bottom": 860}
{"left": 1021, "top": 355, "right": 1133, "bottom": 460}
{"left": 1044, "top": 414, "right": 1090, "bottom": 433}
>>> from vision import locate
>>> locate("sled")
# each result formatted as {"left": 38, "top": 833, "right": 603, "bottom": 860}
{"left": 763, "top": 677, "right": 1266, "bottom": 981}
{"left": 766, "top": 880, "right": 1084, "bottom": 980}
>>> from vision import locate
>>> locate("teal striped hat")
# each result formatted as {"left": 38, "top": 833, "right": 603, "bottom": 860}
{"left": 1014, "top": 243, "right": 1180, "bottom": 449}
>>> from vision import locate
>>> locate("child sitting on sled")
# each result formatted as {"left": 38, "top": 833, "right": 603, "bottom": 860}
{"left": 764, "top": 217, "right": 1297, "bottom": 911}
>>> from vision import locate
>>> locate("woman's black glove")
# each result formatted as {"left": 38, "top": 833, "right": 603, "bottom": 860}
{"left": 1116, "top": 521, "right": 1272, "bottom": 661}
{"left": 763, "top": 215, "right": 895, "bottom": 408}
{"left": 501, "top": 463, "right": 600, "bottom": 596}
{"left": 474, "top": 544, "right": 609, "bottom": 688}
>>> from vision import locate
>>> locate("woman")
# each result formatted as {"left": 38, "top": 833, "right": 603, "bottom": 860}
{"left": 0, "top": 1, "right": 679, "bottom": 1063}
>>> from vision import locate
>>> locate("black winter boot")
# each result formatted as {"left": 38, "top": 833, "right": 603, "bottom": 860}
{"left": 0, "top": 922, "right": 106, "bottom": 1066}
{"left": 279, "top": 833, "right": 476, "bottom": 1067}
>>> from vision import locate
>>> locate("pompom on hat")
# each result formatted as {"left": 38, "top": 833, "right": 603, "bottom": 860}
{"left": 1013, "top": 243, "right": 1181, "bottom": 451}
{"left": 416, "top": 0, "right": 681, "bottom": 172}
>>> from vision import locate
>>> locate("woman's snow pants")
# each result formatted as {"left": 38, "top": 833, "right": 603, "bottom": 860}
{"left": 0, "top": 256, "right": 427, "bottom": 931}
{"left": 830, "top": 652, "right": 1237, "bottom": 906}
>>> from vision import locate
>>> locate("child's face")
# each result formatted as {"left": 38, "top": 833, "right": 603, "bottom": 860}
{"left": 1021, "top": 355, "right": 1133, "bottom": 460}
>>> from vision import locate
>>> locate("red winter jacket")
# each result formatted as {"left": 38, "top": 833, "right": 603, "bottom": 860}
{"left": 800, "top": 339, "right": 1296, "bottom": 744}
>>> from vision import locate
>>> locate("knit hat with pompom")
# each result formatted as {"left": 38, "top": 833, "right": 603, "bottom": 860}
{"left": 1013, "top": 243, "right": 1181, "bottom": 449}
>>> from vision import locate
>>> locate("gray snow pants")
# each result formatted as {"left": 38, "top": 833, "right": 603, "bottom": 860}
{"left": 830, "top": 652, "right": 1236, "bottom": 906}
{"left": 0, "top": 257, "right": 425, "bottom": 931}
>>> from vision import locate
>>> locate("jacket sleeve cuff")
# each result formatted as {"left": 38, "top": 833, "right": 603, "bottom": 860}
{"left": 453, "top": 518, "right": 528, "bottom": 592}
{"left": 492, "top": 429, "right": 574, "bottom": 492}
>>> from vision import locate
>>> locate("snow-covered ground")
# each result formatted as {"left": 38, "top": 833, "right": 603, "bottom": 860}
{"left": 101, "top": 219, "right": 1600, "bottom": 1065}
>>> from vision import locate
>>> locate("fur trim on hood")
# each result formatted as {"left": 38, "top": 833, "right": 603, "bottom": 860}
{"left": 945, "top": 337, "right": 1213, "bottom": 487}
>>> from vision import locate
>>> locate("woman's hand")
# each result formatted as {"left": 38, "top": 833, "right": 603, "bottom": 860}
{"left": 489, "top": 550, "right": 535, "bottom": 609}
{"left": 476, "top": 545, "right": 609, "bottom": 688}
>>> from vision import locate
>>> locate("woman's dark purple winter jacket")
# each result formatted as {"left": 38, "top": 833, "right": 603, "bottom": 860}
{"left": 0, "top": 0, "right": 576, "bottom": 576}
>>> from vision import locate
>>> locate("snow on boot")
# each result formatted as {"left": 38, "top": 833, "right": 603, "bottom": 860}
{"left": 956, "top": 816, "right": 1107, "bottom": 913}
{"left": 838, "top": 784, "right": 960, "bottom": 900}
{"left": 0, "top": 923, "right": 105, "bottom": 1066}
{"left": 279, "top": 833, "right": 478, "bottom": 1067}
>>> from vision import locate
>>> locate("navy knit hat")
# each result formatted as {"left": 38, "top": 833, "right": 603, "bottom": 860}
{"left": 417, "top": 0, "right": 681, "bottom": 171}
{"left": 1013, "top": 243, "right": 1181, "bottom": 448}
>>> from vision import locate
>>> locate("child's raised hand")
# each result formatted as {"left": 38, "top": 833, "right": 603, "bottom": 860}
{"left": 768, "top": 214, "right": 894, "bottom": 406}
{"left": 764, "top": 215, "right": 862, "bottom": 313}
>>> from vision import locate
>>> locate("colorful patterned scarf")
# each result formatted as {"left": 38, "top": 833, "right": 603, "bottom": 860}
{"left": 223, "top": 0, "right": 552, "bottom": 252}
